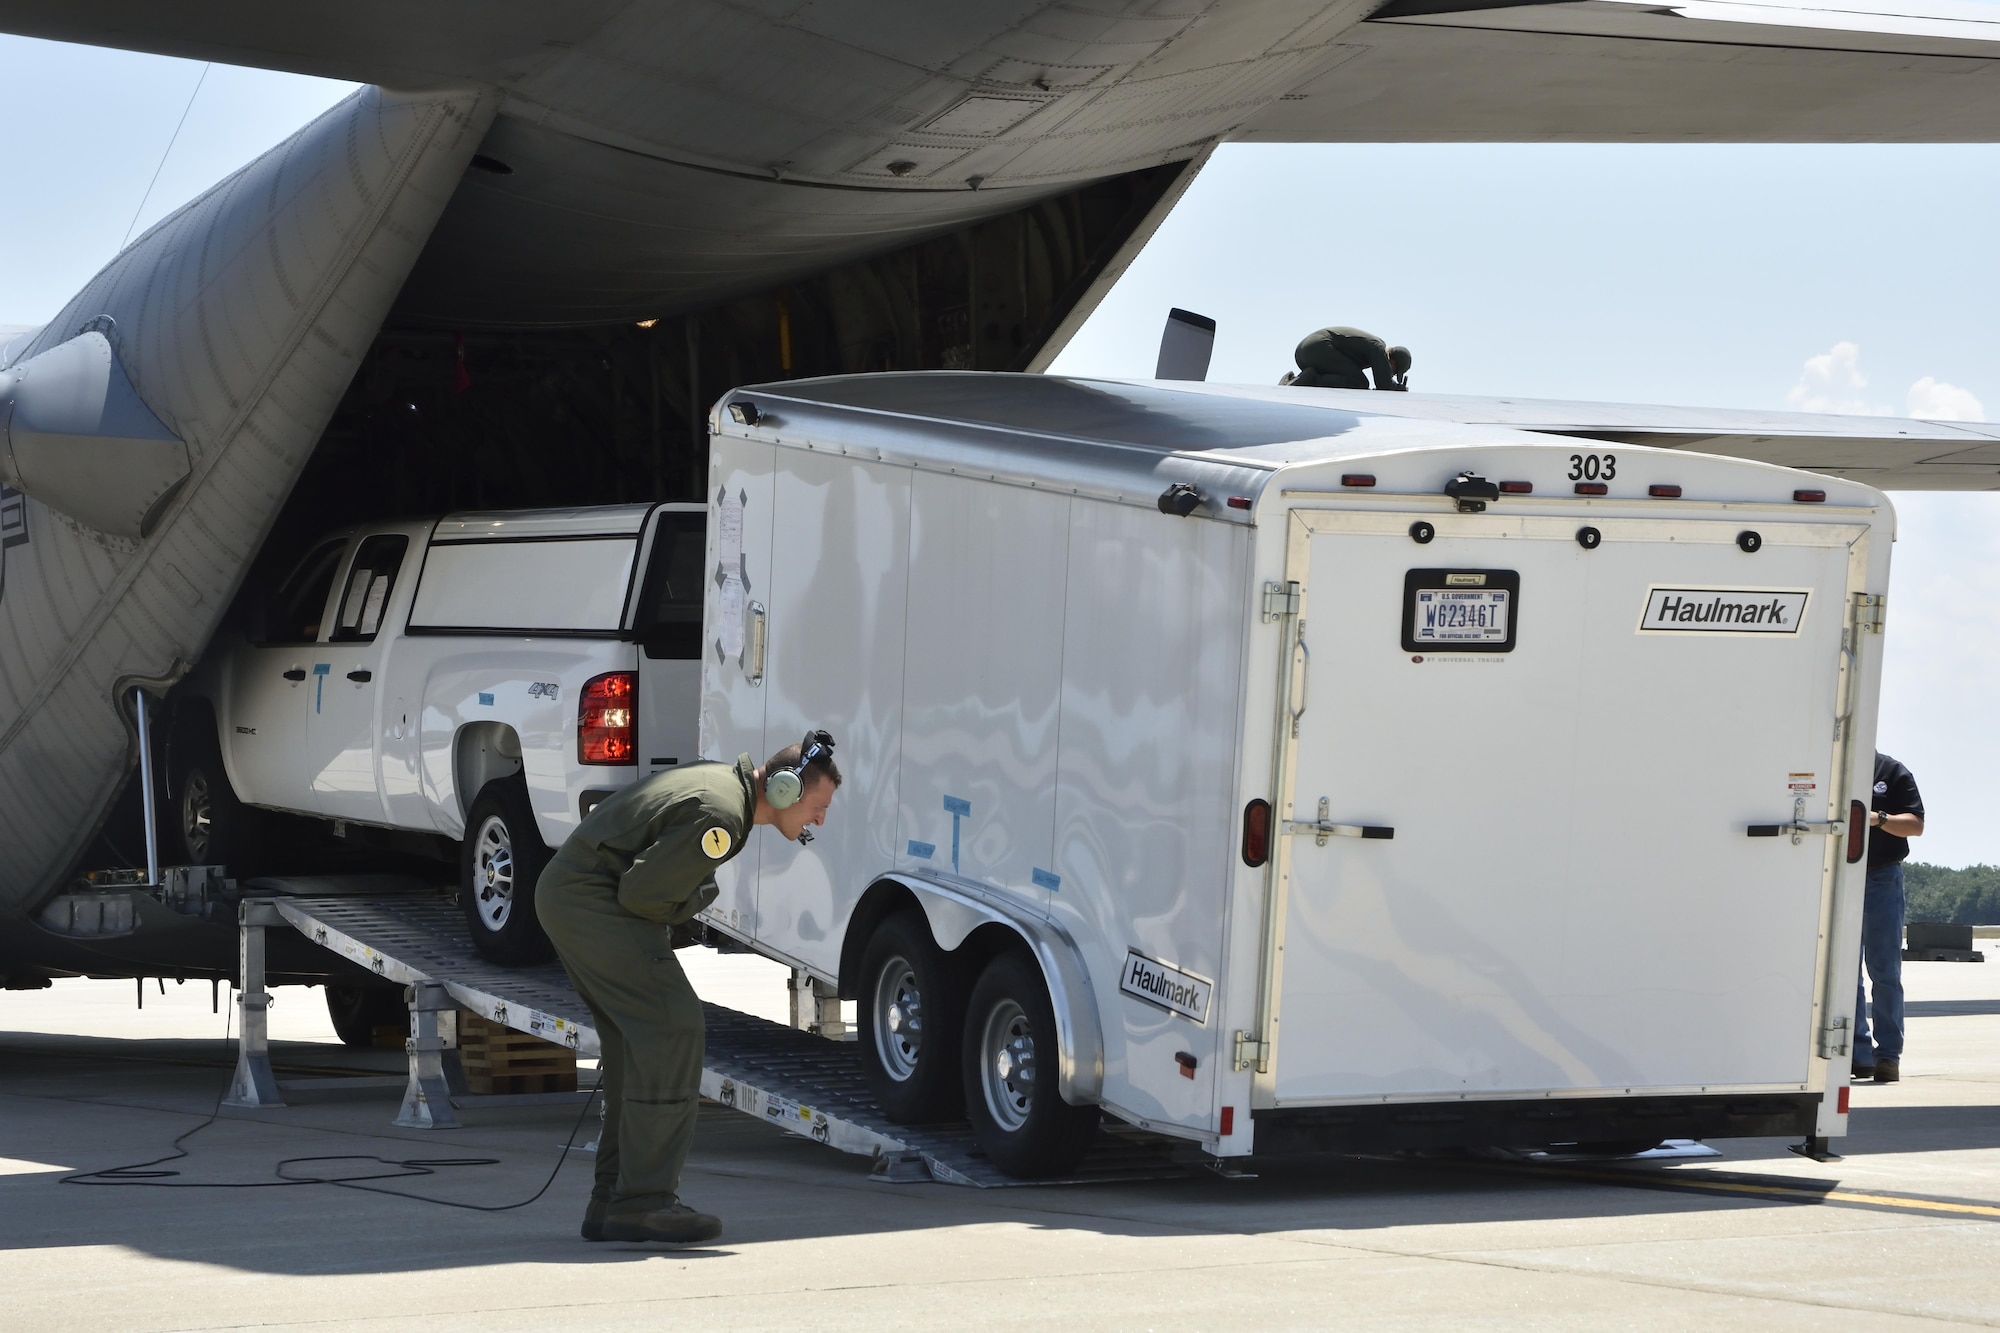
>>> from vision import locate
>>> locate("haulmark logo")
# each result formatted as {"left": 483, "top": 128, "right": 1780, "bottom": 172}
{"left": 0, "top": 484, "right": 27, "bottom": 607}
{"left": 1638, "top": 587, "right": 1809, "bottom": 635}
{"left": 1119, "top": 949, "right": 1212, "bottom": 1025}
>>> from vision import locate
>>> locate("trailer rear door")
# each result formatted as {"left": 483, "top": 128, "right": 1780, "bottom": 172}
{"left": 1265, "top": 509, "right": 1866, "bottom": 1107}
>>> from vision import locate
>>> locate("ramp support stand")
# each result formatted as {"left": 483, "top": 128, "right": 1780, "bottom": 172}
{"left": 395, "top": 980, "right": 462, "bottom": 1129}
{"left": 789, "top": 967, "right": 846, "bottom": 1039}
{"left": 223, "top": 899, "right": 286, "bottom": 1108}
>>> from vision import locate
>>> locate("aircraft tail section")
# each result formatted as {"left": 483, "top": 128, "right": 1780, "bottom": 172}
{"left": 0, "top": 83, "right": 496, "bottom": 925}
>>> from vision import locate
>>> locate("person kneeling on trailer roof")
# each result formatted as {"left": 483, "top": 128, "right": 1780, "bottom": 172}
{"left": 536, "top": 731, "right": 841, "bottom": 1245}
{"left": 1283, "top": 325, "right": 1411, "bottom": 391}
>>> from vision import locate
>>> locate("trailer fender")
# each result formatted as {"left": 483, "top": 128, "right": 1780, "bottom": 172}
{"left": 863, "top": 872, "right": 1104, "bottom": 1106}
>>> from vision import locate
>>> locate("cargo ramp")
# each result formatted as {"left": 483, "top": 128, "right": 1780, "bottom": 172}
{"left": 222, "top": 878, "right": 1180, "bottom": 1188}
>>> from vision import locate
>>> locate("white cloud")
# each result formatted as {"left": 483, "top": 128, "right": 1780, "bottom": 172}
{"left": 1906, "top": 376, "right": 1985, "bottom": 422}
{"left": 1786, "top": 341, "right": 1888, "bottom": 415}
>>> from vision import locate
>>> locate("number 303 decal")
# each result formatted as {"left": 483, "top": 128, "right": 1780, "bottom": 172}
{"left": 1568, "top": 453, "right": 1617, "bottom": 481}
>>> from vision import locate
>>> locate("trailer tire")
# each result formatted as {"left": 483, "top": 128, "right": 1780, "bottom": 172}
{"left": 166, "top": 723, "right": 260, "bottom": 871}
{"left": 961, "top": 950, "right": 1097, "bottom": 1178}
{"left": 859, "top": 910, "right": 965, "bottom": 1122}
{"left": 325, "top": 984, "right": 407, "bottom": 1047}
{"left": 461, "top": 777, "right": 556, "bottom": 965}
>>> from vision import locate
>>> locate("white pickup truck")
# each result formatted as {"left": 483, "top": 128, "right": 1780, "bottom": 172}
{"left": 170, "top": 502, "right": 705, "bottom": 962}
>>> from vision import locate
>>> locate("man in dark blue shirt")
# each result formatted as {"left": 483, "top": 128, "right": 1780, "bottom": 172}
{"left": 1855, "top": 752, "right": 1925, "bottom": 1083}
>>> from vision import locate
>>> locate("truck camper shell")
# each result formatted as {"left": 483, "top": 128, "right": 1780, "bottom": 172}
{"left": 697, "top": 372, "right": 1889, "bottom": 1170}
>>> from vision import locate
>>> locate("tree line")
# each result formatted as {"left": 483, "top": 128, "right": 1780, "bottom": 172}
{"left": 1903, "top": 863, "right": 2000, "bottom": 924}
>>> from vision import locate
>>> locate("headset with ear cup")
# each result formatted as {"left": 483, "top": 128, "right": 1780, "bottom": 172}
{"left": 764, "top": 728, "right": 836, "bottom": 810}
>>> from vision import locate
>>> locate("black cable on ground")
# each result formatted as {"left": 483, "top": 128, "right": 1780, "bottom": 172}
{"left": 61, "top": 996, "right": 601, "bottom": 1212}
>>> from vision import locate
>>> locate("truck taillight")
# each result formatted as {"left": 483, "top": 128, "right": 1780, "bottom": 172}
{"left": 1242, "top": 799, "right": 1272, "bottom": 868}
{"left": 1847, "top": 799, "right": 1867, "bottom": 864}
{"left": 579, "top": 671, "right": 636, "bottom": 765}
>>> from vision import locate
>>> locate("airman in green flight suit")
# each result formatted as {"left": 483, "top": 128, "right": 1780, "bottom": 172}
{"left": 537, "top": 732, "right": 841, "bottom": 1244}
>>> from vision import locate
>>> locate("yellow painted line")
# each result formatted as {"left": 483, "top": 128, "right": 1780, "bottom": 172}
{"left": 1534, "top": 1165, "right": 2000, "bottom": 1221}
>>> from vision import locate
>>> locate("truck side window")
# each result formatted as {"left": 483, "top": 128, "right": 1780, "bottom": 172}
{"left": 331, "top": 535, "right": 409, "bottom": 643}
{"left": 259, "top": 539, "right": 347, "bottom": 645}
{"left": 633, "top": 512, "right": 706, "bottom": 660}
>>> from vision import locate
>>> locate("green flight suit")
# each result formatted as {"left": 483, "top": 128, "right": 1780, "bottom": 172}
{"left": 535, "top": 755, "right": 756, "bottom": 1213}
{"left": 1293, "top": 326, "right": 1398, "bottom": 390}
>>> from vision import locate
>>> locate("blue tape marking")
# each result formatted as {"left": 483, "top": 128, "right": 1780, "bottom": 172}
{"left": 477, "top": 691, "right": 495, "bottom": 706}
{"left": 1032, "top": 868, "right": 1061, "bottom": 892}
{"left": 942, "top": 795, "right": 970, "bottom": 874}
{"left": 312, "top": 662, "right": 330, "bottom": 713}
{"left": 907, "top": 840, "right": 935, "bottom": 860}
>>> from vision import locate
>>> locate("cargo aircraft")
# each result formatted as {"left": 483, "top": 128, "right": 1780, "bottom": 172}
{"left": 3, "top": 0, "right": 1999, "bottom": 991}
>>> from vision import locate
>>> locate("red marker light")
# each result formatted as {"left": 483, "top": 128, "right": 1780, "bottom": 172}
{"left": 1574, "top": 482, "right": 1608, "bottom": 496}
{"left": 1837, "top": 1086, "right": 1851, "bottom": 1114}
{"left": 1241, "top": 799, "right": 1272, "bottom": 868}
{"left": 1341, "top": 474, "right": 1376, "bottom": 488}
{"left": 579, "top": 671, "right": 637, "bottom": 765}
{"left": 1794, "top": 489, "right": 1827, "bottom": 503}
{"left": 1649, "top": 484, "right": 1683, "bottom": 498}
{"left": 1220, "top": 1106, "right": 1235, "bottom": 1136}
{"left": 1227, "top": 495, "right": 1253, "bottom": 510}
{"left": 1847, "top": 800, "right": 1867, "bottom": 865}
{"left": 1498, "top": 480, "right": 1532, "bottom": 494}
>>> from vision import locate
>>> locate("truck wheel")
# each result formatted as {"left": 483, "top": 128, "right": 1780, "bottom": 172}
{"left": 461, "top": 778, "right": 555, "bottom": 965}
{"left": 325, "top": 984, "right": 407, "bottom": 1047}
{"left": 166, "top": 725, "right": 260, "bottom": 870}
{"left": 859, "top": 910, "right": 964, "bottom": 1122}
{"left": 961, "top": 950, "right": 1097, "bottom": 1178}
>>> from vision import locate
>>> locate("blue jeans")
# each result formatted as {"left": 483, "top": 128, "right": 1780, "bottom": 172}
{"left": 1854, "top": 863, "right": 1906, "bottom": 1066}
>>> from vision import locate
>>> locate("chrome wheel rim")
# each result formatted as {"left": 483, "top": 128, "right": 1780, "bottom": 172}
{"left": 182, "top": 770, "right": 212, "bottom": 862}
{"left": 978, "top": 998, "right": 1036, "bottom": 1133}
{"left": 472, "top": 814, "right": 515, "bottom": 930}
{"left": 871, "top": 955, "right": 923, "bottom": 1082}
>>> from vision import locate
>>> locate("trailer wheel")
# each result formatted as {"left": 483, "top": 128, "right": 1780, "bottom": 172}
{"left": 961, "top": 950, "right": 1097, "bottom": 1178}
{"left": 325, "top": 984, "right": 407, "bottom": 1047}
{"left": 166, "top": 723, "right": 260, "bottom": 870}
{"left": 461, "top": 778, "right": 555, "bottom": 965}
{"left": 859, "top": 910, "right": 964, "bottom": 1122}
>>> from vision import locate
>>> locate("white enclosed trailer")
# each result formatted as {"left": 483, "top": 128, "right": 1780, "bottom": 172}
{"left": 696, "top": 373, "right": 1888, "bottom": 1177}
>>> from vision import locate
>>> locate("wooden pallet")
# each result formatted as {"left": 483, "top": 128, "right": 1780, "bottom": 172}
{"left": 457, "top": 1012, "right": 579, "bottom": 1094}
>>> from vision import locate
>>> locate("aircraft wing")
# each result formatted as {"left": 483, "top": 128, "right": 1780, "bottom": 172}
{"left": 1290, "top": 389, "right": 2000, "bottom": 488}
{"left": 1242, "top": 0, "right": 2000, "bottom": 142}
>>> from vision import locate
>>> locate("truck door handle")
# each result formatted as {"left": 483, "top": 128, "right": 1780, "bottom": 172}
{"left": 347, "top": 669, "right": 372, "bottom": 682}
{"left": 283, "top": 668, "right": 307, "bottom": 681}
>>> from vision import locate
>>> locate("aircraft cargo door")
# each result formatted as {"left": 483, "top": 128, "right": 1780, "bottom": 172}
{"left": 1267, "top": 511, "right": 1862, "bottom": 1107}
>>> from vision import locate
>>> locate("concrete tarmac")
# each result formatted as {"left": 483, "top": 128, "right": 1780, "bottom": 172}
{"left": 5, "top": 949, "right": 1999, "bottom": 1331}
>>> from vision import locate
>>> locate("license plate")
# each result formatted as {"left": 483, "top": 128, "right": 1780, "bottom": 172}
{"left": 1412, "top": 588, "right": 1509, "bottom": 644}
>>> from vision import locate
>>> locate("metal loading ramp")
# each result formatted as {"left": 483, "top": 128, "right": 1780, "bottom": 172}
{"left": 231, "top": 884, "right": 1180, "bottom": 1188}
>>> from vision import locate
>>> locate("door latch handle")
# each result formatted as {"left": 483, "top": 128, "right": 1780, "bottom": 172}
{"left": 1747, "top": 797, "right": 1844, "bottom": 845}
{"left": 282, "top": 668, "right": 307, "bottom": 682}
{"left": 347, "top": 669, "right": 372, "bottom": 682}
{"left": 1286, "top": 797, "right": 1394, "bottom": 846}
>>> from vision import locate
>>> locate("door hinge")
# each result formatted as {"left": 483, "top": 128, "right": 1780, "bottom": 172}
{"left": 1233, "top": 1030, "right": 1269, "bottom": 1073}
{"left": 1853, "top": 593, "right": 1886, "bottom": 635}
{"left": 1819, "top": 1015, "right": 1851, "bottom": 1060}
{"left": 1262, "top": 580, "right": 1299, "bottom": 623}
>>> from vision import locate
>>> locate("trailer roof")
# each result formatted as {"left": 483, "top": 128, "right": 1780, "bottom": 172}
{"left": 723, "top": 373, "right": 1890, "bottom": 517}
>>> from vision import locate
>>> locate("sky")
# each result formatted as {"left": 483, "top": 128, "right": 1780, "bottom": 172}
{"left": 2, "top": 33, "right": 1996, "bottom": 866}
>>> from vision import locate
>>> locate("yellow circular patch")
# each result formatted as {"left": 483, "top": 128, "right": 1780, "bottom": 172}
{"left": 701, "top": 826, "right": 733, "bottom": 860}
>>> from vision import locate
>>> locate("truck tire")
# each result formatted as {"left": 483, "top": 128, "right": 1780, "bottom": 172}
{"left": 961, "top": 950, "right": 1097, "bottom": 1178}
{"left": 461, "top": 778, "right": 556, "bottom": 965}
{"left": 166, "top": 723, "right": 260, "bottom": 871}
{"left": 325, "top": 984, "right": 407, "bottom": 1047}
{"left": 859, "top": 910, "right": 965, "bottom": 1122}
